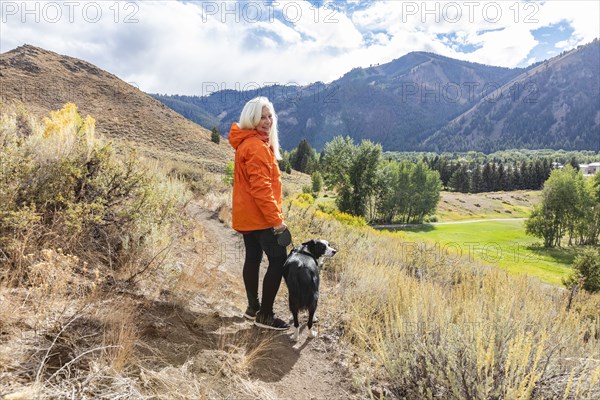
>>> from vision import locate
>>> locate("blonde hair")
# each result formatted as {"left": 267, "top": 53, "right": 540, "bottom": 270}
{"left": 238, "top": 96, "right": 282, "bottom": 160}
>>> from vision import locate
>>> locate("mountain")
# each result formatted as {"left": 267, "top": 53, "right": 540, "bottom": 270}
{"left": 0, "top": 45, "right": 233, "bottom": 171}
{"left": 153, "top": 41, "right": 600, "bottom": 153}
{"left": 152, "top": 52, "right": 522, "bottom": 151}
{"left": 425, "top": 39, "right": 600, "bottom": 152}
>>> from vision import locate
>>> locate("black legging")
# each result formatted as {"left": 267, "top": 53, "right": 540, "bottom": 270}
{"left": 242, "top": 229, "right": 287, "bottom": 315}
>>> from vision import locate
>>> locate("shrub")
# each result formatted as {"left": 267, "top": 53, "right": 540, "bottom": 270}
{"left": 311, "top": 171, "right": 323, "bottom": 193}
{"left": 210, "top": 127, "right": 220, "bottom": 144}
{"left": 330, "top": 211, "right": 367, "bottom": 227}
{"left": 278, "top": 157, "right": 292, "bottom": 174}
{"left": 563, "top": 248, "right": 600, "bottom": 293}
{"left": 223, "top": 161, "right": 234, "bottom": 186}
{"left": 0, "top": 103, "right": 189, "bottom": 282}
{"left": 291, "top": 193, "right": 315, "bottom": 207}
{"left": 425, "top": 215, "right": 438, "bottom": 223}
{"left": 317, "top": 202, "right": 336, "bottom": 214}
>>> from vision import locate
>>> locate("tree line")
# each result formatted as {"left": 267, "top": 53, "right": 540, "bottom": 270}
{"left": 386, "top": 149, "right": 600, "bottom": 165}
{"left": 286, "top": 143, "right": 599, "bottom": 195}
{"left": 424, "top": 156, "right": 555, "bottom": 193}
{"left": 281, "top": 136, "right": 442, "bottom": 224}
{"left": 280, "top": 138, "right": 600, "bottom": 229}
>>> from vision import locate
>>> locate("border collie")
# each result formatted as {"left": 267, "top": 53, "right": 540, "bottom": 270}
{"left": 283, "top": 239, "right": 337, "bottom": 341}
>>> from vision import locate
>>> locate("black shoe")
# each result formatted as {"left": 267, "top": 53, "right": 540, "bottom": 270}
{"left": 244, "top": 305, "right": 259, "bottom": 320}
{"left": 254, "top": 312, "right": 290, "bottom": 331}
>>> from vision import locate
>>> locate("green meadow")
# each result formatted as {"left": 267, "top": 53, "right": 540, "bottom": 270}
{"left": 395, "top": 219, "right": 577, "bottom": 286}
{"left": 319, "top": 190, "right": 576, "bottom": 286}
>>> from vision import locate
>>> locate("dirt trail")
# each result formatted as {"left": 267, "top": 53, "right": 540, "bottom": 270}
{"left": 185, "top": 204, "right": 360, "bottom": 400}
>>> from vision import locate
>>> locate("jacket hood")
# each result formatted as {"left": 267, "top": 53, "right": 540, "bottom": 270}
{"left": 228, "top": 122, "right": 268, "bottom": 150}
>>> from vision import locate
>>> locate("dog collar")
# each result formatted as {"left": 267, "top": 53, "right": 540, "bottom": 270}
{"left": 292, "top": 245, "right": 319, "bottom": 264}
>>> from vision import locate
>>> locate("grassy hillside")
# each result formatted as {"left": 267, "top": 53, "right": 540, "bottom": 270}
{"left": 0, "top": 45, "right": 233, "bottom": 173}
{"left": 0, "top": 102, "right": 355, "bottom": 399}
{"left": 436, "top": 190, "right": 540, "bottom": 221}
{"left": 0, "top": 103, "right": 356, "bottom": 399}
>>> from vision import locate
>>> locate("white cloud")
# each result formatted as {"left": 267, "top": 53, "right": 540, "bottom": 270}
{"left": 535, "top": 1, "right": 600, "bottom": 43}
{"left": 351, "top": 1, "right": 598, "bottom": 67}
{"left": 0, "top": 0, "right": 597, "bottom": 94}
{"left": 254, "top": 19, "right": 302, "bottom": 44}
{"left": 462, "top": 25, "right": 537, "bottom": 66}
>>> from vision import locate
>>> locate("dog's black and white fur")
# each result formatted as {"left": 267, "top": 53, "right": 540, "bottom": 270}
{"left": 283, "top": 239, "right": 337, "bottom": 341}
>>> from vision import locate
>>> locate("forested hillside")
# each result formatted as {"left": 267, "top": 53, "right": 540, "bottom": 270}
{"left": 152, "top": 52, "right": 521, "bottom": 151}
{"left": 153, "top": 40, "right": 599, "bottom": 153}
{"left": 426, "top": 39, "right": 600, "bottom": 152}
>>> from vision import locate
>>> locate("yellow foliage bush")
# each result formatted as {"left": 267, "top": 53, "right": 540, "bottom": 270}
{"left": 0, "top": 103, "right": 190, "bottom": 283}
{"left": 330, "top": 211, "right": 367, "bottom": 227}
{"left": 291, "top": 192, "right": 315, "bottom": 207}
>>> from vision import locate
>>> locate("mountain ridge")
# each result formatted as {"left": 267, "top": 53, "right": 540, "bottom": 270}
{"left": 153, "top": 40, "right": 600, "bottom": 153}
{"left": 426, "top": 39, "right": 600, "bottom": 152}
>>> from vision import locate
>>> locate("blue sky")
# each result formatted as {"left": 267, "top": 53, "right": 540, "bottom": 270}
{"left": 1, "top": 1, "right": 598, "bottom": 94}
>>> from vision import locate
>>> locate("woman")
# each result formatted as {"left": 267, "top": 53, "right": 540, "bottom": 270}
{"left": 229, "top": 96, "right": 289, "bottom": 331}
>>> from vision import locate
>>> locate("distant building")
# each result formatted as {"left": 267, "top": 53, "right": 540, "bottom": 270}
{"left": 580, "top": 162, "right": 600, "bottom": 175}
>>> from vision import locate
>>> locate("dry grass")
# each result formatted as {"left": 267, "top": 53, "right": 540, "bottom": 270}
{"left": 216, "top": 329, "right": 280, "bottom": 376}
{"left": 284, "top": 195, "right": 600, "bottom": 399}
{"left": 437, "top": 190, "right": 541, "bottom": 221}
{"left": 0, "top": 103, "right": 202, "bottom": 399}
{"left": 1, "top": 272, "right": 114, "bottom": 398}
{"left": 101, "top": 302, "right": 139, "bottom": 372}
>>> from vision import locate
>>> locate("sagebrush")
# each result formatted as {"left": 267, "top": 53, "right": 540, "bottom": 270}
{"left": 0, "top": 102, "right": 189, "bottom": 283}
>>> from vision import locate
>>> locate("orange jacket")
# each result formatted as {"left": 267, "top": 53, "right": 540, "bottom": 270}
{"left": 229, "top": 123, "right": 283, "bottom": 232}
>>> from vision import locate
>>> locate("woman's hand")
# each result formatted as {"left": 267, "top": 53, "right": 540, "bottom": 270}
{"left": 273, "top": 223, "right": 287, "bottom": 233}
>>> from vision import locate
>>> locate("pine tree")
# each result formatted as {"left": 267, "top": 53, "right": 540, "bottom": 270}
{"left": 291, "top": 139, "right": 317, "bottom": 173}
{"left": 311, "top": 171, "right": 323, "bottom": 193}
{"left": 470, "top": 165, "right": 483, "bottom": 193}
{"left": 449, "top": 164, "right": 470, "bottom": 193}
{"left": 211, "top": 126, "right": 220, "bottom": 144}
{"left": 567, "top": 156, "right": 580, "bottom": 171}
{"left": 481, "top": 163, "right": 493, "bottom": 192}
{"left": 518, "top": 161, "right": 528, "bottom": 189}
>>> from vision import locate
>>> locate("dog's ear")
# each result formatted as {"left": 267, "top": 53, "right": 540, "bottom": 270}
{"left": 302, "top": 240, "right": 318, "bottom": 256}
{"left": 308, "top": 240, "right": 327, "bottom": 258}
